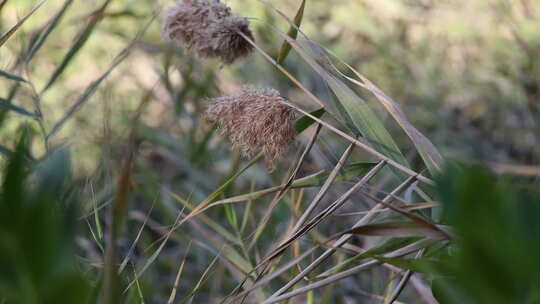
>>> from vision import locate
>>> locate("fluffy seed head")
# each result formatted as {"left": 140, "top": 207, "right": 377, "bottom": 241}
{"left": 205, "top": 86, "right": 296, "bottom": 167}
{"left": 163, "top": 0, "right": 255, "bottom": 64}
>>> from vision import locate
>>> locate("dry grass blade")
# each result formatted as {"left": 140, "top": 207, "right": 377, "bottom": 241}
{"left": 235, "top": 30, "right": 433, "bottom": 185}
{"left": 361, "top": 191, "right": 448, "bottom": 239}
{"left": 235, "top": 30, "right": 323, "bottom": 108}
{"left": 172, "top": 193, "right": 242, "bottom": 245}
{"left": 263, "top": 160, "right": 386, "bottom": 265}
{"left": 238, "top": 160, "right": 388, "bottom": 301}
{"left": 278, "top": 97, "right": 435, "bottom": 185}
{"left": 262, "top": 239, "right": 434, "bottom": 304}
{"left": 226, "top": 246, "right": 318, "bottom": 304}
{"left": 123, "top": 206, "right": 186, "bottom": 293}
{"left": 345, "top": 221, "right": 446, "bottom": 240}
{"left": 209, "top": 161, "right": 375, "bottom": 206}
{"left": 249, "top": 123, "right": 321, "bottom": 247}
{"left": 333, "top": 202, "right": 440, "bottom": 217}
{"left": 167, "top": 241, "right": 192, "bottom": 304}
{"left": 178, "top": 248, "right": 222, "bottom": 304}
{"left": 264, "top": 175, "right": 417, "bottom": 302}
{"left": 176, "top": 153, "right": 263, "bottom": 228}
{"left": 0, "top": 0, "right": 46, "bottom": 47}
{"left": 119, "top": 203, "right": 155, "bottom": 273}
{"left": 288, "top": 142, "right": 354, "bottom": 236}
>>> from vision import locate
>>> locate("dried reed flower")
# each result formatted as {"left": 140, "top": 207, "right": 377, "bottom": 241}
{"left": 162, "top": 0, "right": 254, "bottom": 64}
{"left": 205, "top": 86, "right": 296, "bottom": 167}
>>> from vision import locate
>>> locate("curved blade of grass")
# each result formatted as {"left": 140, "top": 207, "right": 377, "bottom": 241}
{"left": 181, "top": 153, "right": 263, "bottom": 220}
{"left": 178, "top": 251, "right": 221, "bottom": 304}
{"left": 40, "top": 0, "right": 112, "bottom": 93}
{"left": 248, "top": 122, "right": 322, "bottom": 247}
{"left": 258, "top": 1, "right": 408, "bottom": 168}
{"left": 317, "top": 237, "right": 420, "bottom": 278}
{"left": 324, "top": 53, "right": 443, "bottom": 174}
{"left": 292, "top": 38, "right": 408, "bottom": 167}
{"left": 0, "top": 70, "right": 27, "bottom": 83}
{"left": 167, "top": 241, "right": 192, "bottom": 304}
{"left": 118, "top": 203, "right": 155, "bottom": 273}
{"left": 46, "top": 14, "right": 155, "bottom": 139}
{"left": 260, "top": 0, "right": 442, "bottom": 175}
{"left": 172, "top": 193, "right": 243, "bottom": 246}
{"left": 345, "top": 221, "right": 447, "bottom": 240}
{"left": 233, "top": 30, "right": 434, "bottom": 184}
{"left": 124, "top": 208, "right": 185, "bottom": 294}
{"left": 276, "top": 0, "right": 306, "bottom": 64}
{"left": 209, "top": 162, "right": 377, "bottom": 206}
{"left": 0, "top": 97, "right": 36, "bottom": 118}
{"left": 25, "top": 0, "right": 75, "bottom": 62}
{"left": 261, "top": 239, "right": 435, "bottom": 304}
{"left": 0, "top": 0, "right": 46, "bottom": 47}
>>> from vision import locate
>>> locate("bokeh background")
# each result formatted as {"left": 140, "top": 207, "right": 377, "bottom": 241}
{"left": 1, "top": 0, "right": 539, "bottom": 303}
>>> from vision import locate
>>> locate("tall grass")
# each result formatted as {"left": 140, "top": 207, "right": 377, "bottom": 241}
{"left": 0, "top": 1, "right": 539, "bottom": 304}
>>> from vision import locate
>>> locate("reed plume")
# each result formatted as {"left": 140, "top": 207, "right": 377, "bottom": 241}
{"left": 163, "top": 0, "right": 254, "bottom": 64}
{"left": 205, "top": 86, "right": 296, "bottom": 167}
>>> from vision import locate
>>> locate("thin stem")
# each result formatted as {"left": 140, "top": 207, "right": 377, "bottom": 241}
{"left": 265, "top": 175, "right": 418, "bottom": 302}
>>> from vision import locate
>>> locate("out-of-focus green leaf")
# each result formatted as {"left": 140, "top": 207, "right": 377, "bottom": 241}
{"left": 0, "top": 137, "right": 90, "bottom": 304}
{"left": 25, "top": 0, "right": 75, "bottom": 62}
{"left": 41, "top": 0, "right": 112, "bottom": 93}
{"left": 295, "top": 108, "right": 325, "bottom": 133}
{"left": 0, "top": 0, "right": 46, "bottom": 47}
{"left": 432, "top": 164, "right": 540, "bottom": 304}
{"left": 276, "top": 0, "right": 306, "bottom": 64}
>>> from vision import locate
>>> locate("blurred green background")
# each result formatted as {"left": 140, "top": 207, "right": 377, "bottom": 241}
{"left": 1, "top": 0, "right": 539, "bottom": 303}
{"left": 3, "top": 0, "right": 539, "bottom": 173}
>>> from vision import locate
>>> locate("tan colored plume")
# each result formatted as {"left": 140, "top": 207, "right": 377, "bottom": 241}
{"left": 205, "top": 86, "right": 296, "bottom": 167}
{"left": 162, "top": 0, "right": 255, "bottom": 64}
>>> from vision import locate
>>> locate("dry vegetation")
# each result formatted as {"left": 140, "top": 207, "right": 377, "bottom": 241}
{"left": 1, "top": 0, "right": 539, "bottom": 304}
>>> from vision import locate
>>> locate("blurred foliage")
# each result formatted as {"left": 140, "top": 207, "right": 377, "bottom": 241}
{"left": 0, "top": 133, "right": 90, "bottom": 304}
{"left": 431, "top": 165, "right": 540, "bottom": 304}
{"left": 1, "top": 0, "right": 540, "bottom": 303}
